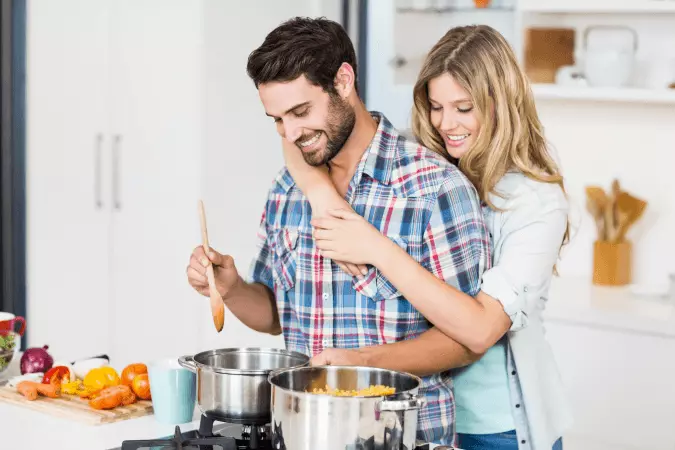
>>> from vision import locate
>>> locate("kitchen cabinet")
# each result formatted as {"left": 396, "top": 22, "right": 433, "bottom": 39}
{"left": 546, "top": 321, "right": 675, "bottom": 450}
{"left": 26, "top": 0, "right": 203, "bottom": 364}
{"left": 542, "top": 277, "right": 675, "bottom": 450}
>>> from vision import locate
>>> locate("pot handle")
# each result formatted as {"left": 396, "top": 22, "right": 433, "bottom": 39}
{"left": 376, "top": 395, "right": 426, "bottom": 412}
{"left": 178, "top": 355, "right": 197, "bottom": 372}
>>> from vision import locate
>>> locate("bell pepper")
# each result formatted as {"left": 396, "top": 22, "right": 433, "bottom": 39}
{"left": 83, "top": 366, "right": 121, "bottom": 394}
{"left": 42, "top": 366, "right": 71, "bottom": 386}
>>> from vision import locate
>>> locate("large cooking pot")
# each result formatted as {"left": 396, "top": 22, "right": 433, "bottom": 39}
{"left": 178, "top": 347, "right": 309, "bottom": 424}
{"left": 268, "top": 365, "right": 426, "bottom": 450}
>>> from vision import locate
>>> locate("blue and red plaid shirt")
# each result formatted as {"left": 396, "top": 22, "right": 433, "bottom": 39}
{"left": 248, "top": 112, "right": 490, "bottom": 445}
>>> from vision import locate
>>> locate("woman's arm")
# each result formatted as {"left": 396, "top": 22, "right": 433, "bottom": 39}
{"left": 313, "top": 186, "right": 568, "bottom": 354}
{"left": 281, "top": 138, "right": 367, "bottom": 277}
{"left": 281, "top": 138, "right": 348, "bottom": 216}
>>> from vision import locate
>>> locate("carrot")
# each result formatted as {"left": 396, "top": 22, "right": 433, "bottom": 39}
{"left": 17, "top": 381, "right": 38, "bottom": 400}
{"left": 36, "top": 382, "right": 60, "bottom": 398}
{"left": 89, "top": 385, "right": 134, "bottom": 410}
{"left": 16, "top": 380, "right": 60, "bottom": 399}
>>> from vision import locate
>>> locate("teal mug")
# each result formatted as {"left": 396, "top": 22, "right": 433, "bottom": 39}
{"left": 147, "top": 358, "right": 197, "bottom": 424}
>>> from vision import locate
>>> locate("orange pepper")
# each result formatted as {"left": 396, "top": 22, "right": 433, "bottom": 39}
{"left": 83, "top": 367, "right": 120, "bottom": 393}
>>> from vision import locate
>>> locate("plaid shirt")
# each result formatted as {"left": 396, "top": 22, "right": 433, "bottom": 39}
{"left": 248, "top": 112, "right": 490, "bottom": 445}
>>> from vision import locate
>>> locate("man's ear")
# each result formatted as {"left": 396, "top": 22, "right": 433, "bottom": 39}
{"left": 334, "top": 62, "right": 356, "bottom": 99}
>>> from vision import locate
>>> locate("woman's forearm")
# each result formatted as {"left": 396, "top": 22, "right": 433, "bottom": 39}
{"left": 372, "top": 237, "right": 511, "bottom": 354}
{"left": 282, "top": 139, "right": 349, "bottom": 215}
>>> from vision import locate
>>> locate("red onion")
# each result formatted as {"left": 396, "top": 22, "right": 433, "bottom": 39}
{"left": 20, "top": 345, "right": 54, "bottom": 375}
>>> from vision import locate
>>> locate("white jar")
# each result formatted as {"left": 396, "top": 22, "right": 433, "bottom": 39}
{"left": 582, "top": 26, "right": 637, "bottom": 88}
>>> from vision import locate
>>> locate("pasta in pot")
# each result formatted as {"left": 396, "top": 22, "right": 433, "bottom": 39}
{"left": 309, "top": 385, "right": 396, "bottom": 397}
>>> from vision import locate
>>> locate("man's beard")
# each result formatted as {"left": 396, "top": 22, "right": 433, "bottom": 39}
{"left": 297, "top": 94, "right": 356, "bottom": 167}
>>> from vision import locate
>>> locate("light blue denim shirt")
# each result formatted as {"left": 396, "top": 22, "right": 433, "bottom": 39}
{"left": 453, "top": 172, "right": 574, "bottom": 450}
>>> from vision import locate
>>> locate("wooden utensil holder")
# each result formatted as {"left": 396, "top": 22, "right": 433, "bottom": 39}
{"left": 593, "top": 240, "right": 632, "bottom": 286}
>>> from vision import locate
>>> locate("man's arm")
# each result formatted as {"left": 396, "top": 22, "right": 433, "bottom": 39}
{"left": 221, "top": 274, "right": 281, "bottom": 336}
{"left": 206, "top": 208, "right": 281, "bottom": 335}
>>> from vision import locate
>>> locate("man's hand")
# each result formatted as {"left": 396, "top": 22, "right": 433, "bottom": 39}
{"left": 187, "top": 246, "right": 241, "bottom": 299}
{"left": 310, "top": 348, "right": 368, "bottom": 367}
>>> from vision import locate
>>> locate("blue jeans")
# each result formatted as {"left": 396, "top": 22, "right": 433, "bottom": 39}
{"left": 457, "top": 430, "right": 563, "bottom": 449}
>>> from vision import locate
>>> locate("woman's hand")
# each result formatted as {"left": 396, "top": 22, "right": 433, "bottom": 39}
{"left": 312, "top": 209, "right": 387, "bottom": 268}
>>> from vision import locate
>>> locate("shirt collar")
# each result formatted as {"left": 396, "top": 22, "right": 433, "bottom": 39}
{"left": 359, "top": 111, "right": 399, "bottom": 186}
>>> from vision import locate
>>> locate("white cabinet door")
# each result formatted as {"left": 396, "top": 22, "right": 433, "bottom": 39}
{"left": 545, "top": 321, "right": 675, "bottom": 450}
{"left": 107, "top": 0, "right": 203, "bottom": 364}
{"left": 26, "top": 0, "right": 114, "bottom": 361}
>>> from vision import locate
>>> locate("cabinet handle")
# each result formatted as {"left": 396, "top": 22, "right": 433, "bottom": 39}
{"left": 112, "top": 134, "right": 121, "bottom": 210}
{"left": 94, "top": 133, "right": 103, "bottom": 209}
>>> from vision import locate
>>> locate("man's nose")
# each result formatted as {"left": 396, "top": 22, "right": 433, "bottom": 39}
{"left": 283, "top": 123, "right": 303, "bottom": 143}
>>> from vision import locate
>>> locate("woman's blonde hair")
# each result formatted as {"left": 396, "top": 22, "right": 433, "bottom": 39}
{"left": 411, "top": 24, "right": 569, "bottom": 253}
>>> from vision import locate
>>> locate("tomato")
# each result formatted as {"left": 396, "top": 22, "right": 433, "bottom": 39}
{"left": 42, "top": 366, "right": 71, "bottom": 386}
{"left": 131, "top": 373, "right": 151, "bottom": 400}
{"left": 83, "top": 367, "right": 121, "bottom": 393}
{"left": 121, "top": 363, "right": 147, "bottom": 387}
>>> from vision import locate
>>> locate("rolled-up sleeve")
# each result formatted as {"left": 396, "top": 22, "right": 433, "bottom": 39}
{"left": 421, "top": 175, "right": 491, "bottom": 297}
{"left": 247, "top": 207, "right": 274, "bottom": 291}
{"left": 481, "top": 186, "right": 569, "bottom": 332}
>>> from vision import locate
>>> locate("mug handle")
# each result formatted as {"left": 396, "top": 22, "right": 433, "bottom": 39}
{"left": 13, "top": 316, "right": 26, "bottom": 337}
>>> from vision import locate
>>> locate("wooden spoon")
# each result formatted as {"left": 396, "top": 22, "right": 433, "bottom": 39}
{"left": 614, "top": 191, "right": 647, "bottom": 242}
{"left": 585, "top": 186, "right": 608, "bottom": 240}
{"left": 198, "top": 200, "right": 224, "bottom": 333}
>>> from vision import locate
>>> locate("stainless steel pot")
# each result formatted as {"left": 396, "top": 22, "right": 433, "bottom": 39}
{"left": 268, "top": 366, "right": 426, "bottom": 450}
{"left": 178, "top": 347, "right": 309, "bottom": 424}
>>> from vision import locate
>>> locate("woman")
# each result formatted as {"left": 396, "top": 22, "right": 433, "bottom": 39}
{"left": 281, "top": 25, "right": 573, "bottom": 450}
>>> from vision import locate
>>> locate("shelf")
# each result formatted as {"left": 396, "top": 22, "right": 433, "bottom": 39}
{"left": 521, "top": 4, "right": 675, "bottom": 14}
{"left": 531, "top": 84, "right": 675, "bottom": 104}
{"left": 396, "top": 6, "right": 513, "bottom": 13}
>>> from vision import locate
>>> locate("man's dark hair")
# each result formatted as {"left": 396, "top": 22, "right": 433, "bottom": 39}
{"left": 246, "top": 17, "right": 359, "bottom": 96}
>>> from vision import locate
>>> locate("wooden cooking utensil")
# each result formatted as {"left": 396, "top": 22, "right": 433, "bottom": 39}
{"left": 198, "top": 200, "right": 224, "bottom": 333}
{"left": 585, "top": 186, "right": 608, "bottom": 240}
{"left": 614, "top": 191, "right": 648, "bottom": 242}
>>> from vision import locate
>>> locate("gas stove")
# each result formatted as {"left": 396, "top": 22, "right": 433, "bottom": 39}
{"left": 116, "top": 413, "right": 438, "bottom": 450}
{"left": 119, "top": 415, "right": 273, "bottom": 450}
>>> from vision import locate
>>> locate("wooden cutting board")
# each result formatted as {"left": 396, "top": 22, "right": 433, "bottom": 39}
{"left": 0, "top": 385, "right": 153, "bottom": 425}
{"left": 524, "top": 27, "right": 576, "bottom": 83}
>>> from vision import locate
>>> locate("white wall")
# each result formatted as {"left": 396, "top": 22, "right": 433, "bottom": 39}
{"left": 538, "top": 101, "right": 675, "bottom": 289}
{"left": 197, "top": 1, "right": 343, "bottom": 354}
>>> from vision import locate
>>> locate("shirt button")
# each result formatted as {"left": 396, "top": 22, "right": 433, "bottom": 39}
{"left": 516, "top": 404, "right": 521, "bottom": 408}
{"left": 523, "top": 286, "right": 529, "bottom": 292}
{"left": 521, "top": 440, "right": 526, "bottom": 444}
{"left": 323, "top": 293, "right": 329, "bottom": 300}
{"left": 511, "top": 370, "right": 517, "bottom": 375}
{"left": 322, "top": 339, "right": 329, "bottom": 347}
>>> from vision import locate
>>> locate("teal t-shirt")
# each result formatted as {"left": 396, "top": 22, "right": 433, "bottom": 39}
{"left": 453, "top": 336, "right": 515, "bottom": 434}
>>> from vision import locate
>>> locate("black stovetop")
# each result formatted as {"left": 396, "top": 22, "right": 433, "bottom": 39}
{"left": 119, "top": 415, "right": 273, "bottom": 450}
{"left": 117, "top": 414, "right": 434, "bottom": 450}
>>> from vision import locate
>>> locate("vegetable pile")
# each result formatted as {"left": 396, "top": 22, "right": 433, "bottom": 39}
{"left": 10, "top": 356, "right": 152, "bottom": 411}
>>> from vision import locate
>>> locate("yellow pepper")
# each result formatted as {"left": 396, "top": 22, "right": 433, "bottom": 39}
{"left": 83, "top": 367, "right": 120, "bottom": 393}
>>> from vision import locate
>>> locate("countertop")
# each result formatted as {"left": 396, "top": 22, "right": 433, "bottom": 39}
{"left": 543, "top": 276, "right": 675, "bottom": 339}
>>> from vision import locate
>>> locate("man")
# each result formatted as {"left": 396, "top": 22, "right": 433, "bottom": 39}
{"left": 186, "top": 17, "right": 490, "bottom": 445}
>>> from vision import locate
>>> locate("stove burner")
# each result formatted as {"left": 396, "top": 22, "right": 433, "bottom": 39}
{"left": 118, "top": 414, "right": 433, "bottom": 450}
{"left": 119, "top": 414, "right": 273, "bottom": 450}
{"left": 120, "top": 424, "right": 238, "bottom": 450}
